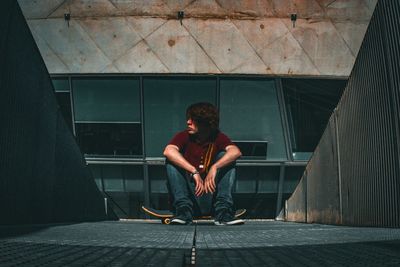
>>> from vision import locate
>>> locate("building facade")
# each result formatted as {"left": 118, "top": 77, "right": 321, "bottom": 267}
{"left": 18, "top": 0, "right": 377, "bottom": 218}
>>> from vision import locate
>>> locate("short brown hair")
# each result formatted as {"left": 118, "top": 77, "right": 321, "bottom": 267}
{"left": 186, "top": 102, "right": 219, "bottom": 132}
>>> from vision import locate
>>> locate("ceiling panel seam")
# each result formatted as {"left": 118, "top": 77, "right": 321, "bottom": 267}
{"left": 182, "top": 21, "right": 222, "bottom": 73}
{"left": 281, "top": 19, "right": 322, "bottom": 75}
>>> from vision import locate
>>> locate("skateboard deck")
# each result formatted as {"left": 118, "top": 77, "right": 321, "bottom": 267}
{"left": 142, "top": 206, "right": 246, "bottom": 224}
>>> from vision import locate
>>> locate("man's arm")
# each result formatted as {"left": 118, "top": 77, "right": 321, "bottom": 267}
{"left": 212, "top": 145, "right": 242, "bottom": 169}
{"left": 204, "top": 145, "right": 242, "bottom": 193}
{"left": 163, "top": 144, "right": 197, "bottom": 174}
{"left": 163, "top": 144, "right": 204, "bottom": 196}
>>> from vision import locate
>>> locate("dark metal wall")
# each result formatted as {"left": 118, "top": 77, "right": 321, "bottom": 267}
{"left": 0, "top": 0, "right": 113, "bottom": 225}
{"left": 287, "top": 0, "right": 400, "bottom": 227}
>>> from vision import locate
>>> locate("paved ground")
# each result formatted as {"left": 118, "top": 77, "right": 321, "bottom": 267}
{"left": 1, "top": 220, "right": 400, "bottom": 266}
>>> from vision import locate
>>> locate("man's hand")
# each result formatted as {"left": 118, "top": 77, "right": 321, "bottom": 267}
{"left": 204, "top": 165, "right": 217, "bottom": 194}
{"left": 193, "top": 174, "right": 205, "bottom": 196}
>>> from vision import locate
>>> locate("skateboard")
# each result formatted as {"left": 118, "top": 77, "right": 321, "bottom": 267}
{"left": 142, "top": 206, "right": 246, "bottom": 224}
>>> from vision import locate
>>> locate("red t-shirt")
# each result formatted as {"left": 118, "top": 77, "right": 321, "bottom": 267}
{"left": 168, "top": 130, "right": 234, "bottom": 175}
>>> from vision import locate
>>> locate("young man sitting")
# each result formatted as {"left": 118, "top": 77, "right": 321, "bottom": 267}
{"left": 163, "top": 102, "right": 244, "bottom": 225}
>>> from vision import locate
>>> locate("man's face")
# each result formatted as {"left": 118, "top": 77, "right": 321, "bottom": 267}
{"left": 186, "top": 118, "right": 198, "bottom": 135}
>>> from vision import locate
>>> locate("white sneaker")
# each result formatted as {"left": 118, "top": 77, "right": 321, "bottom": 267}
{"left": 170, "top": 218, "right": 191, "bottom": 225}
{"left": 214, "top": 218, "right": 245, "bottom": 226}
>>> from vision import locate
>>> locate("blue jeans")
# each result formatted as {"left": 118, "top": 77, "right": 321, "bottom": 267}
{"left": 166, "top": 152, "right": 236, "bottom": 218}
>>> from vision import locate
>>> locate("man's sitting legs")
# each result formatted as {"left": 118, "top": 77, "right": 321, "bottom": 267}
{"left": 166, "top": 163, "right": 193, "bottom": 224}
{"left": 213, "top": 152, "right": 244, "bottom": 225}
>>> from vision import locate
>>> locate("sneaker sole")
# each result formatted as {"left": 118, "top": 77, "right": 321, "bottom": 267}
{"left": 214, "top": 219, "right": 245, "bottom": 226}
{"left": 170, "top": 218, "right": 192, "bottom": 225}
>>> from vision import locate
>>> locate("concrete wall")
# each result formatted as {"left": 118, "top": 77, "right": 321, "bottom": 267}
{"left": 17, "top": 0, "right": 376, "bottom": 76}
{"left": 286, "top": 0, "right": 400, "bottom": 227}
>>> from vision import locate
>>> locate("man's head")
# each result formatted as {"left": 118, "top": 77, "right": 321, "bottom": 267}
{"left": 186, "top": 102, "right": 219, "bottom": 135}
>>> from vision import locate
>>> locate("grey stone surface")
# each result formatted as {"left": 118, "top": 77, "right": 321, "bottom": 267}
{"left": 284, "top": 18, "right": 355, "bottom": 76}
{"left": 195, "top": 221, "right": 400, "bottom": 249}
{"left": 146, "top": 20, "right": 220, "bottom": 73}
{"left": 28, "top": 27, "right": 70, "bottom": 73}
{"left": 195, "top": 241, "right": 400, "bottom": 267}
{"left": 259, "top": 33, "right": 320, "bottom": 75}
{"left": 18, "top": 1, "right": 374, "bottom": 75}
{"left": 79, "top": 17, "right": 142, "bottom": 62}
{"left": 1, "top": 221, "right": 195, "bottom": 249}
{"left": 184, "top": 0, "right": 228, "bottom": 18}
{"left": 334, "top": 21, "right": 369, "bottom": 57}
{"left": 50, "top": 0, "right": 118, "bottom": 18}
{"left": 126, "top": 17, "right": 166, "bottom": 39}
{"left": 28, "top": 19, "right": 112, "bottom": 73}
{"left": 215, "top": 0, "right": 275, "bottom": 17}
{"left": 319, "top": 0, "right": 373, "bottom": 21}
{"left": 233, "top": 18, "right": 289, "bottom": 54}
{"left": 114, "top": 40, "right": 169, "bottom": 73}
{"left": 272, "top": 0, "right": 325, "bottom": 18}
{"left": 18, "top": 0, "right": 376, "bottom": 20}
{"left": 110, "top": 0, "right": 171, "bottom": 17}
{"left": 0, "top": 242, "right": 188, "bottom": 266}
{"left": 17, "top": 0, "right": 65, "bottom": 19}
{"left": 184, "top": 18, "right": 266, "bottom": 74}
{"left": 1, "top": 221, "right": 400, "bottom": 266}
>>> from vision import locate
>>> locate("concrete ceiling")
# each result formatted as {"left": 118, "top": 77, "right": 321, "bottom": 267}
{"left": 18, "top": 0, "right": 377, "bottom": 21}
{"left": 16, "top": 0, "right": 378, "bottom": 75}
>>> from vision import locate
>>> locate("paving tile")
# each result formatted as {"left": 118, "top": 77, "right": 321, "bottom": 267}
{"left": 215, "top": 0, "right": 275, "bottom": 17}
{"left": 1, "top": 221, "right": 400, "bottom": 266}
{"left": 145, "top": 20, "right": 220, "bottom": 73}
{"left": 271, "top": 0, "right": 325, "bottom": 18}
{"left": 283, "top": 18, "right": 355, "bottom": 76}
{"left": 28, "top": 19, "right": 112, "bottom": 73}
{"left": 125, "top": 17, "right": 166, "bottom": 39}
{"left": 184, "top": 18, "right": 266, "bottom": 73}
{"left": 50, "top": 0, "right": 118, "bottom": 18}
{"left": 334, "top": 21, "right": 369, "bottom": 57}
{"left": 79, "top": 17, "right": 142, "bottom": 62}
{"left": 316, "top": 0, "right": 372, "bottom": 21}
{"left": 17, "top": 0, "right": 65, "bottom": 19}
{"left": 100, "top": 63, "right": 119, "bottom": 73}
{"left": 365, "top": 0, "right": 378, "bottom": 11}
{"left": 184, "top": 0, "right": 228, "bottom": 18}
{"left": 109, "top": 0, "right": 171, "bottom": 16}
{"left": 259, "top": 33, "right": 320, "bottom": 75}
{"left": 233, "top": 18, "right": 289, "bottom": 54}
{"left": 114, "top": 41, "right": 169, "bottom": 73}
{"left": 195, "top": 221, "right": 400, "bottom": 249}
{"left": 27, "top": 22, "right": 70, "bottom": 73}
{"left": 0, "top": 242, "right": 187, "bottom": 267}
{"left": 165, "top": 0, "right": 195, "bottom": 13}
{"left": 1, "top": 221, "right": 195, "bottom": 249}
{"left": 196, "top": 241, "right": 400, "bottom": 267}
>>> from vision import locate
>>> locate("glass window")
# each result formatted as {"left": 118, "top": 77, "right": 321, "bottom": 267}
{"left": 90, "top": 164, "right": 143, "bottom": 193}
{"left": 72, "top": 77, "right": 140, "bottom": 122}
{"left": 124, "top": 165, "right": 144, "bottom": 193}
{"left": 235, "top": 166, "right": 280, "bottom": 193}
{"left": 88, "top": 164, "right": 145, "bottom": 218}
{"left": 149, "top": 166, "right": 168, "bottom": 194}
{"left": 220, "top": 78, "right": 287, "bottom": 160}
{"left": 144, "top": 77, "right": 216, "bottom": 157}
{"left": 76, "top": 123, "right": 142, "bottom": 157}
{"left": 102, "top": 165, "right": 124, "bottom": 192}
{"left": 282, "top": 78, "right": 346, "bottom": 160}
{"left": 149, "top": 166, "right": 170, "bottom": 210}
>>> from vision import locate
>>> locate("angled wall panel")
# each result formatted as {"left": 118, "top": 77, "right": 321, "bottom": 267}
{"left": 0, "top": 0, "right": 112, "bottom": 225}
{"left": 286, "top": 1, "right": 400, "bottom": 227}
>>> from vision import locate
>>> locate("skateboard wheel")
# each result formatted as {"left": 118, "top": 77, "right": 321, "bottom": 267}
{"left": 163, "top": 218, "right": 171, "bottom": 224}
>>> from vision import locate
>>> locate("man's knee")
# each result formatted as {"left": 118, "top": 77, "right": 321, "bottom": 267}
{"left": 215, "top": 151, "right": 237, "bottom": 168}
{"left": 166, "top": 162, "right": 185, "bottom": 178}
